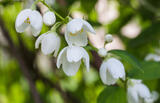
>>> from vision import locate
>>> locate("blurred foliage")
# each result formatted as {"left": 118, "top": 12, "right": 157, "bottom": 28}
{"left": 0, "top": 0, "right": 160, "bottom": 103}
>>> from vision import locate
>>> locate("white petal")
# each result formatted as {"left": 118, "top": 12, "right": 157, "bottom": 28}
{"left": 81, "top": 48, "right": 90, "bottom": 72}
{"left": 43, "top": 11, "right": 56, "bottom": 26}
{"left": 127, "top": 87, "right": 139, "bottom": 103}
{"left": 99, "top": 61, "right": 117, "bottom": 85}
{"left": 56, "top": 47, "right": 67, "bottom": 68}
{"left": 151, "top": 91, "right": 159, "bottom": 102}
{"left": 15, "top": 9, "right": 31, "bottom": 33}
{"left": 65, "top": 30, "right": 88, "bottom": 46}
{"left": 41, "top": 33, "right": 58, "bottom": 55}
{"left": 66, "top": 46, "right": 83, "bottom": 62}
{"left": 107, "top": 58, "right": 125, "bottom": 80}
{"left": 82, "top": 19, "right": 96, "bottom": 34}
{"left": 136, "top": 84, "right": 151, "bottom": 99}
{"left": 30, "top": 10, "right": 43, "bottom": 37}
{"left": 53, "top": 36, "right": 61, "bottom": 57}
{"left": 66, "top": 18, "right": 83, "bottom": 34}
{"left": 62, "top": 57, "right": 81, "bottom": 76}
{"left": 35, "top": 33, "right": 46, "bottom": 49}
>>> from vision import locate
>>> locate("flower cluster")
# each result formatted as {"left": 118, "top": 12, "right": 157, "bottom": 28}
{"left": 97, "top": 35, "right": 159, "bottom": 103}
{"left": 15, "top": 5, "right": 95, "bottom": 76}
{"left": 15, "top": 8, "right": 60, "bottom": 56}
{"left": 15, "top": 1, "right": 159, "bottom": 103}
{"left": 57, "top": 18, "right": 95, "bottom": 76}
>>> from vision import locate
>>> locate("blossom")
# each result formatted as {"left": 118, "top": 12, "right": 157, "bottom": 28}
{"left": 15, "top": 9, "right": 43, "bottom": 37}
{"left": 35, "top": 32, "right": 60, "bottom": 57}
{"left": 56, "top": 46, "right": 89, "bottom": 76}
{"left": 127, "top": 79, "right": 158, "bottom": 103}
{"left": 65, "top": 18, "right": 96, "bottom": 46}
{"left": 98, "top": 48, "right": 107, "bottom": 57}
{"left": 99, "top": 58, "right": 125, "bottom": 85}
{"left": 43, "top": 11, "right": 56, "bottom": 26}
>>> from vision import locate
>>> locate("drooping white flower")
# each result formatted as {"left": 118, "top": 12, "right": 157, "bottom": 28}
{"left": 35, "top": 32, "right": 60, "bottom": 57}
{"left": 99, "top": 58, "right": 125, "bottom": 85}
{"left": 15, "top": 9, "right": 43, "bottom": 37}
{"left": 98, "top": 48, "right": 107, "bottom": 57}
{"left": 43, "top": 11, "right": 56, "bottom": 26}
{"left": 145, "top": 53, "right": 160, "bottom": 62}
{"left": 127, "top": 79, "right": 158, "bottom": 103}
{"left": 65, "top": 18, "right": 96, "bottom": 46}
{"left": 105, "top": 34, "right": 113, "bottom": 43}
{"left": 56, "top": 46, "right": 89, "bottom": 76}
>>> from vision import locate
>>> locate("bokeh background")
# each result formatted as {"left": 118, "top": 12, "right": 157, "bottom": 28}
{"left": 0, "top": 0, "right": 160, "bottom": 103}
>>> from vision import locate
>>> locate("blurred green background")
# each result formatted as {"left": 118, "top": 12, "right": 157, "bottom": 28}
{"left": 0, "top": 0, "right": 160, "bottom": 103}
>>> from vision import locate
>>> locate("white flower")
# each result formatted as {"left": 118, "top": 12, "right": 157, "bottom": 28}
{"left": 99, "top": 58, "right": 125, "bottom": 85}
{"left": 43, "top": 11, "right": 56, "bottom": 26}
{"left": 35, "top": 32, "right": 60, "bottom": 57}
{"left": 127, "top": 79, "right": 156, "bottom": 103}
{"left": 105, "top": 34, "right": 113, "bottom": 43}
{"left": 65, "top": 18, "right": 96, "bottom": 46}
{"left": 56, "top": 46, "right": 89, "bottom": 76}
{"left": 15, "top": 9, "right": 43, "bottom": 37}
{"left": 145, "top": 53, "right": 160, "bottom": 62}
{"left": 98, "top": 48, "right": 107, "bottom": 57}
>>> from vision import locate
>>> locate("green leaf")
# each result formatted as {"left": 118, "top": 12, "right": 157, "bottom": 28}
{"left": 128, "top": 61, "right": 160, "bottom": 80}
{"left": 97, "top": 86, "right": 127, "bottom": 103}
{"left": 108, "top": 50, "right": 143, "bottom": 73}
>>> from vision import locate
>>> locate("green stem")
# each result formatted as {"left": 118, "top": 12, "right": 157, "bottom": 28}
{"left": 40, "top": 0, "right": 65, "bottom": 21}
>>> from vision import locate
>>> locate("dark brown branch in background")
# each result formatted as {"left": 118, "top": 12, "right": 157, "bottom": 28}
{"left": 91, "top": 50, "right": 102, "bottom": 71}
{"left": 0, "top": 16, "right": 81, "bottom": 103}
{"left": 0, "top": 16, "right": 43, "bottom": 103}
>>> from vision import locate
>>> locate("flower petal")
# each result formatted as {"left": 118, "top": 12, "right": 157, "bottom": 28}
{"left": 35, "top": 33, "right": 46, "bottom": 49}
{"left": 66, "top": 18, "right": 83, "bottom": 34}
{"left": 100, "top": 61, "right": 117, "bottom": 85}
{"left": 136, "top": 84, "right": 151, "bottom": 99}
{"left": 30, "top": 10, "right": 43, "bottom": 37}
{"left": 66, "top": 46, "right": 83, "bottom": 62}
{"left": 15, "top": 9, "right": 31, "bottom": 33}
{"left": 62, "top": 57, "right": 81, "bottom": 76}
{"left": 41, "top": 33, "right": 58, "bottom": 55}
{"left": 107, "top": 58, "right": 125, "bottom": 80}
{"left": 65, "top": 30, "right": 88, "bottom": 46}
{"left": 82, "top": 19, "right": 96, "bottom": 34}
{"left": 127, "top": 87, "right": 139, "bottom": 103}
{"left": 57, "top": 47, "right": 67, "bottom": 68}
{"left": 53, "top": 35, "right": 61, "bottom": 57}
{"left": 81, "top": 48, "right": 90, "bottom": 72}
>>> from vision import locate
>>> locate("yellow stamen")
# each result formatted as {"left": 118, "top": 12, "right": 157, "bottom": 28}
{"left": 24, "top": 18, "right": 30, "bottom": 24}
{"left": 69, "top": 29, "right": 84, "bottom": 36}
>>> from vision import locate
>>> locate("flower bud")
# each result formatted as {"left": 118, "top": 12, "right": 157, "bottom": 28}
{"left": 105, "top": 34, "right": 113, "bottom": 43}
{"left": 43, "top": 11, "right": 56, "bottom": 26}
{"left": 98, "top": 48, "right": 107, "bottom": 57}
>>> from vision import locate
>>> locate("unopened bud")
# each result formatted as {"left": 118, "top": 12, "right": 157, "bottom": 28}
{"left": 98, "top": 48, "right": 107, "bottom": 57}
{"left": 43, "top": 11, "right": 56, "bottom": 26}
{"left": 105, "top": 34, "right": 113, "bottom": 43}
